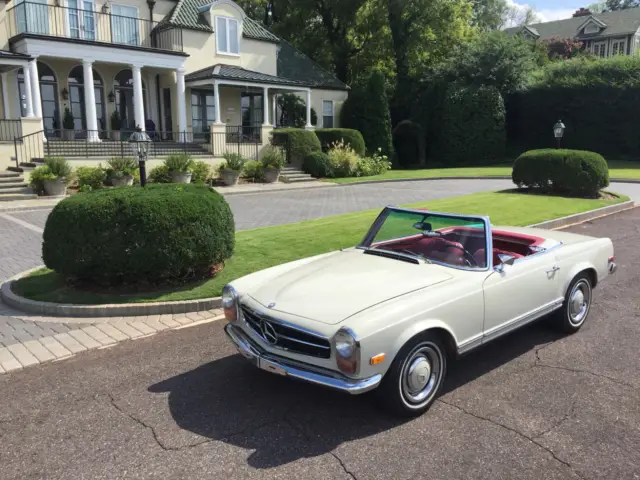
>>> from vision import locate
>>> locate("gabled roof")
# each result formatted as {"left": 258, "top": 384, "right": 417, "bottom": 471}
{"left": 504, "top": 7, "right": 640, "bottom": 40}
{"left": 185, "top": 64, "right": 307, "bottom": 86}
{"left": 163, "top": 0, "right": 279, "bottom": 42}
{"left": 276, "top": 39, "right": 348, "bottom": 91}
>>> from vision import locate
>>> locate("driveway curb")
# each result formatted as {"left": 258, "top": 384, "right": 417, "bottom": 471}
{"left": 1, "top": 200, "right": 635, "bottom": 318}
{"left": 329, "top": 176, "right": 640, "bottom": 186}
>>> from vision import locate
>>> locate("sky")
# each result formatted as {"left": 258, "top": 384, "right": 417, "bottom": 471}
{"left": 508, "top": 0, "right": 591, "bottom": 23}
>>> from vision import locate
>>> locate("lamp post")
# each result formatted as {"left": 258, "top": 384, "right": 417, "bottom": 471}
{"left": 128, "top": 127, "right": 152, "bottom": 187}
{"left": 553, "top": 119, "right": 565, "bottom": 149}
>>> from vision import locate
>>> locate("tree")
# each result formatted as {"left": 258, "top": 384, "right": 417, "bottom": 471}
{"left": 277, "top": 93, "right": 317, "bottom": 127}
{"left": 340, "top": 70, "right": 393, "bottom": 155}
{"left": 587, "top": 1, "right": 607, "bottom": 12}
{"left": 605, "top": 0, "right": 640, "bottom": 9}
{"left": 470, "top": 0, "right": 510, "bottom": 31}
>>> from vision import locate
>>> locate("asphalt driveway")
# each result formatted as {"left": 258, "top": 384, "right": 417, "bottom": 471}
{"left": 1, "top": 207, "right": 638, "bottom": 479}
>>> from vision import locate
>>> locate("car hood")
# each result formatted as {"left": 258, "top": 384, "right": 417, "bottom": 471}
{"left": 247, "top": 250, "right": 453, "bottom": 325}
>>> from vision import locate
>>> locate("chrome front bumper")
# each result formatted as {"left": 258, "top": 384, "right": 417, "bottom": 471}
{"left": 224, "top": 323, "right": 382, "bottom": 395}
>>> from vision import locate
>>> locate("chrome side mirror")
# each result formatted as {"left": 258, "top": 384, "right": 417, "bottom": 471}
{"left": 494, "top": 254, "right": 516, "bottom": 273}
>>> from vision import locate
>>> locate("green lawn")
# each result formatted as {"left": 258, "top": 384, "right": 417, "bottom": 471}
{"left": 13, "top": 190, "right": 629, "bottom": 305}
{"left": 325, "top": 160, "right": 640, "bottom": 184}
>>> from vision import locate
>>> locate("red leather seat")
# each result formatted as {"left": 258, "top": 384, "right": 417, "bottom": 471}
{"left": 474, "top": 248, "right": 524, "bottom": 266}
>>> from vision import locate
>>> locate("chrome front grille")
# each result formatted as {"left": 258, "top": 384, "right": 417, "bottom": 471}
{"left": 241, "top": 306, "right": 331, "bottom": 359}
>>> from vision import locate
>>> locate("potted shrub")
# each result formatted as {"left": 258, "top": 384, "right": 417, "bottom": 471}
{"left": 110, "top": 110, "right": 121, "bottom": 141}
{"left": 62, "top": 108, "right": 75, "bottom": 141}
{"left": 42, "top": 156, "right": 72, "bottom": 196}
{"left": 165, "top": 154, "right": 195, "bottom": 183}
{"left": 220, "top": 152, "right": 246, "bottom": 186}
{"left": 260, "top": 145, "right": 285, "bottom": 183}
{"left": 107, "top": 156, "right": 137, "bottom": 186}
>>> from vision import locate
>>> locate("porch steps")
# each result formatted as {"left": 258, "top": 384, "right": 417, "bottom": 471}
{"left": 280, "top": 167, "right": 316, "bottom": 184}
{"left": 0, "top": 171, "right": 37, "bottom": 202}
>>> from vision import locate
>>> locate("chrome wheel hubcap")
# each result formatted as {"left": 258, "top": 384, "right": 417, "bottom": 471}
{"left": 400, "top": 344, "right": 442, "bottom": 405}
{"left": 569, "top": 280, "right": 590, "bottom": 325}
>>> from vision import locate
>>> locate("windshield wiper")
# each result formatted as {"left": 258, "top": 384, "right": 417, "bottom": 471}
{"left": 361, "top": 247, "right": 422, "bottom": 264}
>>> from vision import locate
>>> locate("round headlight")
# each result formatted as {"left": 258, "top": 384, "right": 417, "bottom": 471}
{"left": 334, "top": 329, "right": 356, "bottom": 358}
{"left": 222, "top": 285, "right": 237, "bottom": 309}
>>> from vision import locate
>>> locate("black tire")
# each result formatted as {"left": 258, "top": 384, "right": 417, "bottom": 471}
{"left": 555, "top": 273, "right": 593, "bottom": 334}
{"left": 376, "top": 332, "right": 447, "bottom": 417}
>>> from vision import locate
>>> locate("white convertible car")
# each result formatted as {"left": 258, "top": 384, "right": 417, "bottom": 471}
{"left": 223, "top": 207, "right": 617, "bottom": 416}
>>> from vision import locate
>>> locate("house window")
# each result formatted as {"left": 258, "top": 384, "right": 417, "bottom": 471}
{"left": 593, "top": 42, "right": 607, "bottom": 58}
{"left": 111, "top": 4, "right": 139, "bottom": 45}
{"left": 612, "top": 39, "right": 626, "bottom": 56}
{"left": 216, "top": 16, "right": 240, "bottom": 55}
{"left": 322, "top": 100, "right": 334, "bottom": 128}
{"left": 584, "top": 24, "right": 599, "bottom": 35}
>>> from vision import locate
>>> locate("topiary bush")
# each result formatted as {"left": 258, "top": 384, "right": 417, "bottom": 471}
{"left": 315, "top": 128, "right": 366, "bottom": 156}
{"left": 271, "top": 128, "right": 321, "bottom": 166}
{"left": 303, "top": 151, "right": 332, "bottom": 178}
{"left": 512, "top": 149, "right": 609, "bottom": 197}
{"left": 392, "top": 120, "right": 426, "bottom": 167}
{"left": 437, "top": 85, "right": 506, "bottom": 165}
{"left": 42, "top": 184, "right": 235, "bottom": 286}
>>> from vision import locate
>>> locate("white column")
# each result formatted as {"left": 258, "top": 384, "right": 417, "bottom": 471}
{"left": 272, "top": 92, "right": 277, "bottom": 127}
{"left": 176, "top": 67, "right": 187, "bottom": 141}
{"left": 1, "top": 72, "right": 11, "bottom": 119}
{"left": 262, "top": 86, "right": 269, "bottom": 126}
{"left": 82, "top": 60, "right": 100, "bottom": 142}
{"left": 22, "top": 64, "right": 34, "bottom": 118}
{"left": 213, "top": 80, "right": 222, "bottom": 124}
{"left": 28, "top": 59, "right": 42, "bottom": 119}
{"left": 131, "top": 64, "right": 145, "bottom": 131}
{"left": 305, "top": 89, "right": 312, "bottom": 128}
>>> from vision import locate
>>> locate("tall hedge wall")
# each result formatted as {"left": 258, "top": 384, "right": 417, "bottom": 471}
{"left": 436, "top": 85, "right": 506, "bottom": 165}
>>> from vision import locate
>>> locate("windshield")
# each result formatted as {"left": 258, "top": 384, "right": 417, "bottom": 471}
{"left": 360, "top": 208, "right": 489, "bottom": 269}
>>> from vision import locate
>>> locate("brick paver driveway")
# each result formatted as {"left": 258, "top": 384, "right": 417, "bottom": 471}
{"left": 0, "top": 207, "right": 639, "bottom": 479}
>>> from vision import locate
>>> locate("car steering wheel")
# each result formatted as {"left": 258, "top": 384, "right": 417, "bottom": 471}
{"left": 459, "top": 247, "right": 479, "bottom": 267}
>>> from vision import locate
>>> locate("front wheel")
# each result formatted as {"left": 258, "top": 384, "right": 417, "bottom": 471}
{"left": 376, "top": 332, "right": 447, "bottom": 417}
{"left": 555, "top": 273, "right": 593, "bottom": 333}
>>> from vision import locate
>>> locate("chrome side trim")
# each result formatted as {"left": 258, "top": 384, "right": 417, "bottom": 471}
{"left": 457, "top": 334, "right": 484, "bottom": 355}
{"left": 482, "top": 297, "right": 565, "bottom": 344}
{"left": 225, "top": 324, "right": 381, "bottom": 395}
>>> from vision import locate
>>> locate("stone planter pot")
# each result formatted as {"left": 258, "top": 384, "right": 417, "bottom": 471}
{"left": 221, "top": 169, "right": 240, "bottom": 186}
{"left": 170, "top": 171, "right": 192, "bottom": 184}
{"left": 263, "top": 167, "right": 280, "bottom": 184}
{"left": 43, "top": 177, "right": 67, "bottom": 196}
{"left": 62, "top": 130, "right": 74, "bottom": 141}
{"left": 111, "top": 175, "right": 134, "bottom": 187}
{"left": 111, "top": 131, "right": 121, "bottom": 141}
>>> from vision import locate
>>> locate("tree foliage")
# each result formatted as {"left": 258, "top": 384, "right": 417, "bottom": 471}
{"left": 277, "top": 93, "right": 317, "bottom": 127}
{"left": 605, "top": 0, "right": 640, "bottom": 10}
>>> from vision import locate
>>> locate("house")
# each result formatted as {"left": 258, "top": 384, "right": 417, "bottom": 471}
{"left": 504, "top": 7, "right": 640, "bottom": 58}
{"left": 0, "top": 0, "right": 349, "bottom": 169}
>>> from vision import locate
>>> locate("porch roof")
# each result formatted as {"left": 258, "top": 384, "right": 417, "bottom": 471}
{"left": 0, "top": 50, "right": 32, "bottom": 61}
{"left": 185, "top": 64, "right": 308, "bottom": 87}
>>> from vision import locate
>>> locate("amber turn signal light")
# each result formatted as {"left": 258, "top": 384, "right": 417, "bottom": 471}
{"left": 370, "top": 353, "right": 385, "bottom": 365}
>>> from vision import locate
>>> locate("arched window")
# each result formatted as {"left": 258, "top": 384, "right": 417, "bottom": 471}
{"left": 18, "top": 61, "right": 59, "bottom": 134}
{"left": 114, "top": 69, "right": 147, "bottom": 130}
{"left": 66, "top": 65, "right": 106, "bottom": 133}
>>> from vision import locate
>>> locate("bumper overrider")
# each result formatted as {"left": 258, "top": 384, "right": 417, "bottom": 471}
{"left": 224, "top": 323, "right": 382, "bottom": 395}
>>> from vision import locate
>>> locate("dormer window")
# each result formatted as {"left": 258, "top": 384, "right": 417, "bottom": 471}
{"left": 584, "top": 23, "right": 600, "bottom": 34}
{"left": 216, "top": 16, "right": 240, "bottom": 55}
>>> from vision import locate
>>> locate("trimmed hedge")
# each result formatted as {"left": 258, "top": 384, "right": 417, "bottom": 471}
{"left": 512, "top": 149, "right": 609, "bottom": 197}
{"left": 42, "top": 184, "right": 235, "bottom": 286}
{"left": 437, "top": 85, "right": 506, "bottom": 165}
{"left": 303, "top": 151, "right": 332, "bottom": 178}
{"left": 271, "top": 128, "right": 321, "bottom": 166}
{"left": 392, "top": 120, "right": 425, "bottom": 167}
{"left": 315, "top": 128, "right": 366, "bottom": 156}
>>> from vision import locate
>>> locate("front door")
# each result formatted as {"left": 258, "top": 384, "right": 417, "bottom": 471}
{"left": 111, "top": 4, "right": 139, "bottom": 45}
{"left": 482, "top": 254, "right": 561, "bottom": 342}
{"left": 68, "top": 0, "right": 96, "bottom": 40}
{"left": 190, "top": 90, "right": 215, "bottom": 141}
{"left": 162, "top": 88, "right": 172, "bottom": 139}
{"left": 70, "top": 84, "right": 106, "bottom": 135}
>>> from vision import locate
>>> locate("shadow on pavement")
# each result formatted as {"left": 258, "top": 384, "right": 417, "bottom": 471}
{"left": 149, "top": 320, "right": 565, "bottom": 469}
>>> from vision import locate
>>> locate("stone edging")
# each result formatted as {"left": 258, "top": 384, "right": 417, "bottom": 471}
{"left": 1, "top": 200, "right": 635, "bottom": 318}
{"left": 332, "top": 176, "right": 640, "bottom": 186}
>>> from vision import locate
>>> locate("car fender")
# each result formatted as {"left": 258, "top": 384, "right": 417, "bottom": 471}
{"left": 387, "top": 318, "right": 459, "bottom": 365}
{"left": 562, "top": 261, "right": 597, "bottom": 294}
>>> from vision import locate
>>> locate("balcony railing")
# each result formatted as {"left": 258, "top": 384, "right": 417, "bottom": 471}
{"left": 6, "top": 2, "right": 183, "bottom": 53}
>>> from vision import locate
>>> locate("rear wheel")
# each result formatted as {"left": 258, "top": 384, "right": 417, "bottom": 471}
{"left": 376, "top": 332, "right": 447, "bottom": 417}
{"left": 555, "top": 273, "right": 593, "bottom": 333}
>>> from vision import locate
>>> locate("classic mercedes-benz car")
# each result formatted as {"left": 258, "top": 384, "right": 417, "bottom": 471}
{"left": 223, "top": 207, "right": 617, "bottom": 416}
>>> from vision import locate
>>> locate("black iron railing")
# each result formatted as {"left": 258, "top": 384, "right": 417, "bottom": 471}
{"left": 7, "top": 2, "right": 183, "bottom": 52}
{"left": 14, "top": 129, "right": 45, "bottom": 168}
{"left": 0, "top": 120, "right": 22, "bottom": 142}
{"left": 211, "top": 126, "right": 261, "bottom": 161}
{"left": 225, "top": 125, "right": 263, "bottom": 144}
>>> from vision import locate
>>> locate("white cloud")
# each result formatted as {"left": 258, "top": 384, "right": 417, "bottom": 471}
{"left": 504, "top": 0, "right": 575, "bottom": 26}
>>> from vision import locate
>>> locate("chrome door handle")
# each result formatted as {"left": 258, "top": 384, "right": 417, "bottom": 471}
{"left": 546, "top": 266, "right": 560, "bottom": 273}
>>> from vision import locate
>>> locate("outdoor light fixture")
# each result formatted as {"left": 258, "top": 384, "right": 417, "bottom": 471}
{"left": 129, "top": 126, "right": 152, "bottom": 187}
{"left": 61, "top": 88, "right": 69, "bottom": 101}
{"left": 553, "top": 119, "right": 565, "bottom": 148}
{"left": 107, "top": 90, "right": 115, "bottom": 103}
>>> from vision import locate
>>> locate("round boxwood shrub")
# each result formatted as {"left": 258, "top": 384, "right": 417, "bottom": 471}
{"left": 315, "top": 128, "right": 366, "bottom": 156}
{"left": 512, "top": 149, "right": 609, "bottom": 197}
{"left": 42, "top": 184, "right": 235, "bottom": 286}
{"left": 303, "top": 151, "right": 332, "bottom": 178}
{"left": 392, "top": 120, "right": 426, "bottom": 167}
{"left": 271, "top": 128, "right": 321, "bottom": 166}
